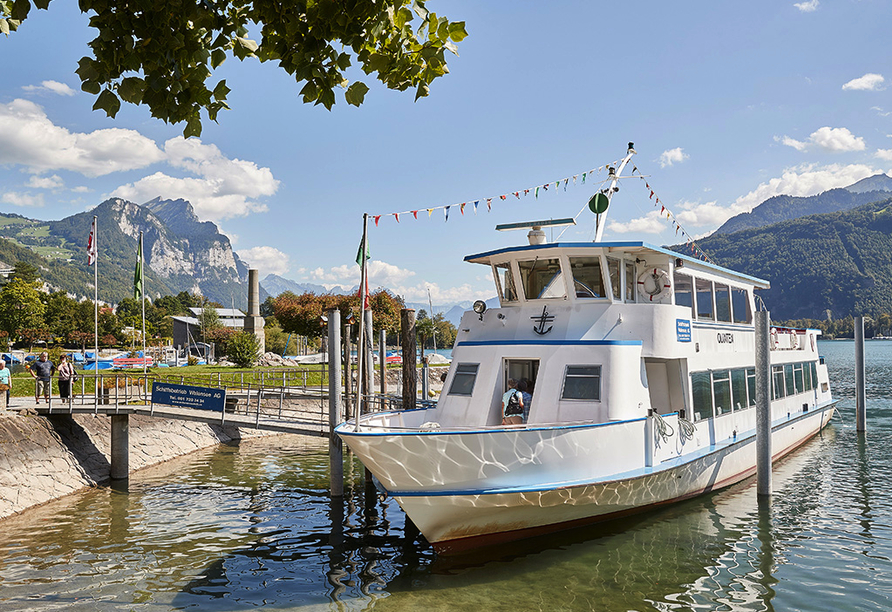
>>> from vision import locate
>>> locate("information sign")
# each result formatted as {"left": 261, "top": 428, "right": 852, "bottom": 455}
{"left": 151, "top": 382, "right": 225, "bottom": 412}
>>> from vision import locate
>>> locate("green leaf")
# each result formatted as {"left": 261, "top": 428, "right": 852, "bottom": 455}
{"left": 0, "top": 18, "right": 8, "bottom": 35}
{"left": 212, "top": 79, "right": 230, "bottom": 100}
{"left": 211, "top": 49, "right": 226, "bottom": 69}
{"left": 448, "top": 22, "right": 467, "bottom": 42}
{"left": 75, "top": 57, "right": 99, "bottom": 82}
{"left": 92, "top": 89, "right": 121, "bottom": 118}
{"left": 117, "top": 77, "right": 145, "bottom": 104}
{"left": 345, "top": 81, "right": 369, "bottom": 106}
{"left": 236, "top": 36, "right": 258, "bottom": 53}
{"left": 184, "top": 116, "right": 202, "bottom": 138}
{"left": 10, "top": 0, "right": 29, "bottom": 21}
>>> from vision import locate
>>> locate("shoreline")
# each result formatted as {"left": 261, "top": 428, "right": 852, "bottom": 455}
{"left": 0, "top": 410, "right": 280, "bottom": 521}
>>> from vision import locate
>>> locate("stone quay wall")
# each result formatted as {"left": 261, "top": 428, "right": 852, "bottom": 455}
{"left": 0, "top": 411, "right": 276, "bottom": 520}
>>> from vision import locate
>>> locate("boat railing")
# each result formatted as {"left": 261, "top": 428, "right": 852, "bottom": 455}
{"left": 348, "top": 416, "right": 637, "bottom": 433}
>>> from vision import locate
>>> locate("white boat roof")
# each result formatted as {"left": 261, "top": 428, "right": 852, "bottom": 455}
{"left": 464, "top": 240, "right": 770, "bottom": 289}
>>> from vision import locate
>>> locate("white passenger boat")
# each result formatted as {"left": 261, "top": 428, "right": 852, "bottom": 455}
{"left": 336, "top": 146, "right": 837, "bottom": 554}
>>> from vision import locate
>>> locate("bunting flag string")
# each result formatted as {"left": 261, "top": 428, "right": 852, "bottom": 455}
{"left": 632, "top": 174, "right": 715, "bottom": 264}
{"left": 366, "top": 158, "right": 627, "bottom": 225}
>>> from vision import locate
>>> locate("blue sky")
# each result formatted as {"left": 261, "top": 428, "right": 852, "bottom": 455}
{"left": 2, "top": 0, "right": 891, "bottom": 305}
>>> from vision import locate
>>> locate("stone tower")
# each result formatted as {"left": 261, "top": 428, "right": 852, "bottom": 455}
{"left": 243, "top": 269, "right": 265, "bottom": 355}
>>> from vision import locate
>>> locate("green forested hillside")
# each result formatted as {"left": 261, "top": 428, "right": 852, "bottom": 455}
{"left": 683, "top": 197, "right": 892, "bottom": 320}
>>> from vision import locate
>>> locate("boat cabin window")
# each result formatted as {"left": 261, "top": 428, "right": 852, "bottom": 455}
{"left": 715, "top": 283, "right": 732, "bottom": 322}
{"left": 712, "top": 370, "right": 732, "bottom": 415}
{"left": 772, "top": 365, "right": 785, "bottom": 400}
{"left": 625, "top": 261, "right": 636, "bottom": 301}
{"left": 691, "top": 371, "right": 712, "bottom": 421}
{"left": 448, "top": 363, "right": 479, "bottom": 396}
{"left": 569, "top": 256, "right": 605, "bottom": 299}
{"left": 731, "top": 287, "right": 752, "bottom": 324}
{"left": 695, "top": 278, "right": 714, "bottom": 320}
{"left": 674, "top": 272, "right": 693, "bottom": 313}
{"left": 607, "top": 258, "right": 621, "bottom": 300}
{"left": 494, "top": 262, "right": 518, "bottom": 302}
{"left": 518, "top": 257, "right": 566, "bottom": 300}
{"left": 561, "top": 365, "right": 601, "bottom": 400}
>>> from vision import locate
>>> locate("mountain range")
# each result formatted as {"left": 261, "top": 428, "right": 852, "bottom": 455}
{"left": 0, "top": 197, "right": 252, "bottom": 308}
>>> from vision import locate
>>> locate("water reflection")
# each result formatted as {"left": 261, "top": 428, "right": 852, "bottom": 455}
{"left": 2, "top": 341, "right": 892, "bottom": 610}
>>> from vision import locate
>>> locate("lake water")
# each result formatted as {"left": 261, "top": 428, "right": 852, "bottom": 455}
{"left": 1, "top": 340, "right": 892, "bottom": 611}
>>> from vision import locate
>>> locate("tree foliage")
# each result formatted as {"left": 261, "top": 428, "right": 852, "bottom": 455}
{"left": 1, "top": 0, "right": 467, "bottom": 136}
{"left": 273, "top": 290, "right": 403, "bottom": 339}
{"left": 0, "top": 278, "right": 46, "bottom": 337}
{"left": 227, "top": 330, "right": 261, "bottom": 367}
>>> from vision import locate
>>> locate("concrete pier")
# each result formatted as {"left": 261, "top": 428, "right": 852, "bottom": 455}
{"left": 110, "top": 414, "right": 129, "bottom": 480}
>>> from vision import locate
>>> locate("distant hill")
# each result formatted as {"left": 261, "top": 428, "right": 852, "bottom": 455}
{"left": 845, "top": 173, "right": 892, "bottom": 194}
{"left": 713, "top": 186, "right": 892, "bottom": 235}
{"left": 677, "top": 196, "right": 892, "bottom": 319}
{"left": 0, "top": 198, "right": 250, "bottom": 306}
{"left": 261, "top": 274, "right": 348, "bottom": 297}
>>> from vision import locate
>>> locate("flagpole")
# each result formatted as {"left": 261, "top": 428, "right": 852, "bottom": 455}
{"left": 355, "top": 212, "right": 369, "bottom": 433}
{"left": 93, "top": 215, "right": 99, "bottom": 408}
{"left": 139, "top": 232, "right": 147, "bottom": 380}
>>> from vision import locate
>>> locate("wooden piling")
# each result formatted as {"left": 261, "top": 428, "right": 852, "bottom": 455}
{"left": 856, "top": 315, "right": 866, "bottom": 432}
{"left": 328, "top": 308, "right": 343, "bottom": 498}
{"left": 110, "top": 414, "right": 129, "bottom": 480}
{"left": 401, "top": 309, "right": 417, "bottom": 410}
{"left": 379, "top": 329, "right": 386, "bottom": 398}
{"left": 755, "top": 310, "right": 772, "bottom": 497}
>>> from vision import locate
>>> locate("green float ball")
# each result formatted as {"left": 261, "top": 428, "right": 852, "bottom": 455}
{"left": 589, "top": 193, "right": 609, "bottom": 214}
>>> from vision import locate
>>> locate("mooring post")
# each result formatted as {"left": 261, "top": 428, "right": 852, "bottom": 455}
{"left": 401, "top": 309, "right": 417, "bottom": 410}
{"left": 328, "top": 308, "right": 344, "bottom": 498}
{"left": 421, "top": 356, "right": 429, "bottom": 401}
{"left": 110, "top": 414, "right": 129, "bottom": 480}
{"left": 362, "top": 310, "right": 374, "bottom": 415}
{"left": 379, "top": 329, "right": 386, "bottom": 401}
{"left": 856, "top": 315, "right": 866, "bottom": 432}
{"left": 755, "top": 310, "right": 772, "bottom": 497}
{"left": 343, "top": 320, "right": 352, "bottom": 420}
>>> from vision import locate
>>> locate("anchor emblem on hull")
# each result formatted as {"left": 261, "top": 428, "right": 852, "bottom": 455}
{"left": 531, "top": 305, "right": 555, "bottom": 335}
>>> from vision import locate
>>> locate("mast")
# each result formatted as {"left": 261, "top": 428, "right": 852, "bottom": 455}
{"left": 593, "top": 142, "right": 636, "bottom": 242}
{"left": 355, "top": 213, "right": 369, "bottom": 433}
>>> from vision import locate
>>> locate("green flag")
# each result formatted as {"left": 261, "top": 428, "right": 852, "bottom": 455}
{"left": 355, "top": 237, "right": 370, "bottom": 266}
{"left": 134, "top": 233, "right": 144, "bottom": 299}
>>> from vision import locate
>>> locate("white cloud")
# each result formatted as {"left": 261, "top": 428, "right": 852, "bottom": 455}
{"left": 779, "top": 127, "right": 866, "bottom": 153}
{"left": 1, "top": 192, "right": 45, "bottom": 207}
{"left": 0, "top": 99, "right": 165, "bottom": 177}
{"left": 72, "top": 186, "right": 91, "bottom": 193}
{"left": 842, "top": 73, "right": 885, "bottom": 91}
{"left": 876, "top": 149, "right": 892, "bottom": 161}
{"left": 22, "top": 80, "right": 77, "bottom": 96}
{"left": 110, "top": 137, "right": 279, "bottom": 221}
{"left": 610, "top": 163, "right": 877, "bottom": 234}
{"left": 794, "top": 0, "right": 819, "bottom": 12}
{"left": 238, "top": 246, "right": 290, "bottom": 276}
{"left": 25, "top": 174, "right": 64, "bottom": 190}
{"left": 659, "top": 147, "right": 689, "bottom": 168}
{"left": 608, "top": 211, "right": 667, "bottom": 234}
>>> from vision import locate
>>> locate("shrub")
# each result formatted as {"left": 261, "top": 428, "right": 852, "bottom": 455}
{"left": 227, "top": 331, "right": 261, "bottom": 368}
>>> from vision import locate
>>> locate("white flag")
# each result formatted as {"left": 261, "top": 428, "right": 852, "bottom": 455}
{"left": 87, "top": 218, "right": 97, "bottom": 266}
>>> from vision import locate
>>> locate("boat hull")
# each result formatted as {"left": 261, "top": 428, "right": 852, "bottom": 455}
{"left": 339, "top": 402, "right": 836, "bottom": 554}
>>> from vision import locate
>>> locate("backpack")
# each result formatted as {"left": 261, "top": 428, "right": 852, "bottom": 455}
{"left": 505, "top": 390, "right": 523, "bottom": 416}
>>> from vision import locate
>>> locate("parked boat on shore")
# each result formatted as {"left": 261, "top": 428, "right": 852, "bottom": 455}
{"left": 337, "top": 145, "right": 837, "bottom": 554}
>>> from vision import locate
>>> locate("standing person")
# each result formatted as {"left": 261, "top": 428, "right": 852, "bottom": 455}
{"left": 501, "top": 378, "right": 524, "bottom": 425}
{"left": 0, "top": 359, "right": 10, "bottom": 409}
{"left": 57, "top": 354, "right": 75, "bottom": 401}
{"left": 518, "top": 379, "right": 533, "bottom": 423}
{"left": 27, "top": 352, "right": 55, "bottom": 404}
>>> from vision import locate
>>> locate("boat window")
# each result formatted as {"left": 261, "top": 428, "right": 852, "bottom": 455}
{"left": 607, "top": 258, "right": 621, "bottom": 300}
{"left": 746, "top": 367, "right": 756, "bottom": 406}
{"left": 696, "top": 278, "right": 714, "bottom": 320}
{"left": 674, "top": 273, "right": 693, "bottom": 313}
{"left": 494, "top": 262, "right": 518, "bottom": 302}
{"left": 448, "top": 363, "right": 479, "bottom": 396}
{"left": 731, "top": 288, "right": 752, "bottom": 324}
{"left": 713, "top": 370, "right": 732, "bottom": 415}
{"left": 691, "top": 371, "right": 713, "bottom": 421}
{"left": 518, "top": 257, "right": 566, "bottom": 300}
{"left": 784, "top": 364, "right": 795, "bottom": 396}
{"left": 794, "top": 363, "right": 805, "bottom": 394}
{"left": 625, "top": 261, "right": 636, "bottom": 301}
{"left": 804, "top": 361, "right": 813, "bottom": 391}
{"left": 561, "top": 365, "right": 601, "bottom": 400}
{"left": 569, "top": 257, "right": 605, "bottom": 299}
{"left": 772, "top": 365, "right": 785, "bottom": 400}
{"left": 731, "top": 368, "right": 748, "bottom": 411}
{"left": 715, "top": 283, "right": 732, "bottom": 323}
{"left": 810, "top": 362, "right": 818, "bottom": 389}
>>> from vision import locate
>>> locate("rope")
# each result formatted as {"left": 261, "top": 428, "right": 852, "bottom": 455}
{"left": 678, "top": 416, "right": 696, "bottom": 443}
{"left": 652, "top": 412, "right": 674, "bottom": 442}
